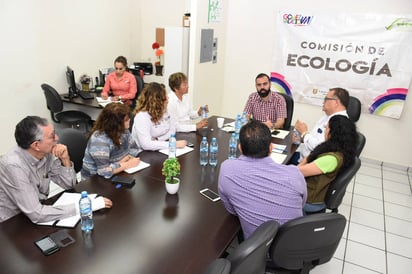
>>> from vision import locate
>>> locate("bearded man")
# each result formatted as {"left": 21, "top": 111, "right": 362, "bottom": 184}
{"left": 243, "top": 73, "right": 287, "bottom": 129}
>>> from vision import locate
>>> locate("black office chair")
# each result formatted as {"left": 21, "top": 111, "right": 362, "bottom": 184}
{"left": 278, "top": 93, "right": 294, "bottom": 130}
{"left": 356, "top": 132, "right": 366, "bottom": 157}
{"left": 267, "top": 213, "right": 346, "bottom": 274}
{"left": 41, "top": 83, "right": 92, "bottom": 131}
{"left": 203, "top": 258, "right": 231, "bottom": 274}
{"left": 304, "top": 157, "right": 361, "bottom": 214}
{"left": 324, "top": 157, "right": 361, "bottom": 213}
{"left": 58, "top": 128, "right": 88, "bottom": 173}
{"left": 130, "top": 72, "right": 144, "bottom": 110}
{"left": 226, "top": 220, "right": 279, "bottom": 274}
{"left": 347, "top": 96, "right": 361, "bottom": 123}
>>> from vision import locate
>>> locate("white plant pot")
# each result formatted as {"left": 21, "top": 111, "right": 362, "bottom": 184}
{"left": 165, "top": 178, "right": 180, "bottom": 194}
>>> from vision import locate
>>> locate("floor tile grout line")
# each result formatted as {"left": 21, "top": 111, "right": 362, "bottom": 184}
{"left": 409, "top": 168, "right": 412, "bottom": 195}
{"left": 343, "top": 260, "right": 385, "bottom": 274}
{"left": 352, "top": 192, "right": 412, "bottom": 210}
{"left": 381, "top": 164, "right": 389, "bottom": 274}
{"left": 341, "top": 171, "right": 357, "bottom": 274}
{"left": 386, "top": 250, "right": 412, "bottom": 261}
{"left": 384, "top": 214, "right": 412, "bottom": 224}
{"left": 386, "top": 230, "right": 412, "bottom": 241}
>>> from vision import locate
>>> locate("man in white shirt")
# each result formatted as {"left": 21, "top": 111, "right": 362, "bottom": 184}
{"left": 292, "top": 87, "right": 349, "bottom": 163}
{"left": 167, "top": 72, "right": 208, "bottom": 132}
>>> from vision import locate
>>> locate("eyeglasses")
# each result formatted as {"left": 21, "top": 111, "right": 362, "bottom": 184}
{"left": 324, "top": 97, "right": 338, "bottom": 101}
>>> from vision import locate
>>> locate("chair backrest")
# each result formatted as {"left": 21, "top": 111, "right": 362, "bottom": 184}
{"left": 131, "top": 74, "right": 144, "bottom": 109}
{"left": 58, "top": 128, "right": 88, "bottom": 173}
{"left": 268, "top": 213, "right": 346, "bottom": 273}
{"left": 41, "top": 83, "right": 64, "bottom": 122}
{"left": 356, "top": 132, "right": 366, "bottom": 157}
{"left": 227, "top": 220, "right": 279, "bottom": 274}
{"left": 347, "top": 96, "right": 361, "bottom": 123}
{"left": 203, "top": 258, "right": 231, "bottom": 274}
{"left": 325, "top": 157, "right": 361, "bottom": 212}
{"left": 278, "top": 93, "right": 294, "bottom": 130}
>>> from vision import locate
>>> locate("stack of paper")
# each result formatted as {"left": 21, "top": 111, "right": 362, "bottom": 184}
{"left": 38, "top": 192, "right": 97, "bottom": 227}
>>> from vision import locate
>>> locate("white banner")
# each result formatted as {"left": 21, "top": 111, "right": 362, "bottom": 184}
{"left": 271, "top": 11, "right": 412, "bottom": 119}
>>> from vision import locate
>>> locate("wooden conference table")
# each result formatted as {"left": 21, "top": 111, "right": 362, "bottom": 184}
{"left": 0, "top": 116, "right": 297, "bottom": 274}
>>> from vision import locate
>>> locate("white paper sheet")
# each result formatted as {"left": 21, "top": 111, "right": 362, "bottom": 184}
{"left": 221, "top": 126, "right": 235, "bottom": 133}
{"left": 159, "top": 146, "right": 194, "bottom": 157}
{"left": 95, "top": 97, "right": 122, "bottom": 107}
{"left": 124, "top": 160, "right": 151, "bottom": 174}
{"left": 272, "top": 143, "right": 287, "bottom": 154}
{"left": 38, "top": 192, "right": 97, "bottom": 227}
{"left": 270, "top": 152, "right": 287, "bottom": 164}
{"left": 271, "top": 129, "right": 290, "bottom": 139}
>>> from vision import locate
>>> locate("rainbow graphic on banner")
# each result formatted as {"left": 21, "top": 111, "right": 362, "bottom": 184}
{"left": 369, "top": 88, "right": 407, "bottom": 117}
{"left": 270, "top": 72, "right": 292, "bottom": 96}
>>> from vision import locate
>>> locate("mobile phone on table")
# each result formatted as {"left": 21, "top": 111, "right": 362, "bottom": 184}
{"left": 34, "top": 236, "right": 60, "bottom": 256}
{"left": 111, "top": 176, "right": 136, "bottom": 188}
{"left": 200, "top": 188, "right": 221, "bottom": 202}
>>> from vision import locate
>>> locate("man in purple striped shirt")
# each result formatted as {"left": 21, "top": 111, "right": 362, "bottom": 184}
{"left": 218, "top": 120, "right": 307, "bottom": 239}
{"left": 243, "top": 73, "right": 287, "bottom": 129}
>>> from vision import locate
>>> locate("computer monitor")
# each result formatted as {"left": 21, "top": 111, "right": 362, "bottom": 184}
{"left": 66, "top": 66, "right": 78, "bottom": 98}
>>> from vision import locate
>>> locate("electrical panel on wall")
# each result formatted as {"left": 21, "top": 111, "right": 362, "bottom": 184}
{"left": 200, "top": 29, "right": 214, "bottom": 63}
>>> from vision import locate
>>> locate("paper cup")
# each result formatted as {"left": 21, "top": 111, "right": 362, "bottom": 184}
{"left": 217, "top": 117, "right": 224, "bottom": 128}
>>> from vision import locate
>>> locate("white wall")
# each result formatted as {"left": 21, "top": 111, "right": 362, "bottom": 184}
{"left": 201, "top": 0, "right": 412, "bottom": 167}
{"left": 0, "top": 0, "right": 186, "bottom": 154}
{"left": 190, "top": 0, "right": 229, "bottom": 118}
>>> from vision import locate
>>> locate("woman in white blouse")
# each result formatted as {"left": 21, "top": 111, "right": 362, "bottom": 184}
{"left": 132, "top": 82, "right": 187, "bottom": 151}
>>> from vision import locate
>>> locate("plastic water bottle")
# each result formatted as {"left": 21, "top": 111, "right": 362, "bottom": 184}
{"left": 168, "top": 133, "right": 176, "bottom": 158}
{"left": 293, "top": 129, "right": 301, "bottom": 145}
{"left": 241, "top": 111, "right": 247, "bottom": 126}
{"left": 79, "top": 191, "right": 93, "bottom": 232}
{"left": 201, "top": 105, "right": 208, "bottom": 119}
{"left": 235, "top": 114, "right": 242, "bottom": 139}
{"left": 228, "top": 133, "right": 237, "bottom": 159}
{"left": 200, "top": 137, "right": 209, "bottom": 166}
{"left": 209, "top": 137, "right": 218, "bottom": 166}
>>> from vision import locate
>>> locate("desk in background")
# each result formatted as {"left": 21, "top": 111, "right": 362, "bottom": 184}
{"left": 0, "top": 116, "right": 296, "bottom": 274}
{"left": 61, "top": 92, "right": 102, "bottom": 120}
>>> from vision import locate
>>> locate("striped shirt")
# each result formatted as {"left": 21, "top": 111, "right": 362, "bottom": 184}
{"left": 81, "top": 131, "right": 141, "bottom": 179}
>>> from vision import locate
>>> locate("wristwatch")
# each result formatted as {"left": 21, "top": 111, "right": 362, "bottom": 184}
{"left": 118, "top": 96, "right": 122, "bottom": 101}
{"left": 301, "top": 131, "right": 308, "bottom": 142}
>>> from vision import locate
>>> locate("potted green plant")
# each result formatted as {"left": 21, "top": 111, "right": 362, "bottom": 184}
{"left": 162, "top": 158, "right": 181, "bottom": 194}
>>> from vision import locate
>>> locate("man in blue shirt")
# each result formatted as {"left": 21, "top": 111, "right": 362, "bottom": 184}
{"left": 218, "top": 120, "right": 307, "bottom": 239}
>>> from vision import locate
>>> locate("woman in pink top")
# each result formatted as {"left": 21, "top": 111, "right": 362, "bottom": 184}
{"left": 101, "top": 56, "right": 137, "bottom": 106}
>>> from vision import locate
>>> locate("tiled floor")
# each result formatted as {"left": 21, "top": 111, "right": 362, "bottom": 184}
{"left": 310, "top": 158, "right": 412, "bottom": 274}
